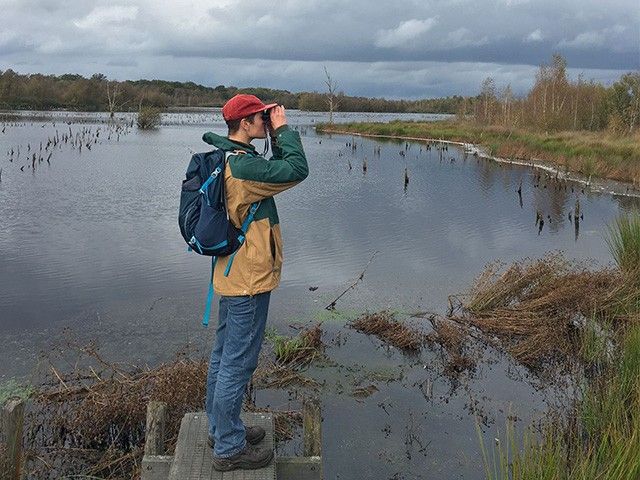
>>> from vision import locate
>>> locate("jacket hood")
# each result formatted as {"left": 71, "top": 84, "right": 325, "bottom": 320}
{"left": 202, "top": 132, "right": 257, "bottom": 153}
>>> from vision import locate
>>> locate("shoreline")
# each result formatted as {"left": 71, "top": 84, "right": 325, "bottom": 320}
{"left": 317, "top": 126, "right": 640, "bottom": 199}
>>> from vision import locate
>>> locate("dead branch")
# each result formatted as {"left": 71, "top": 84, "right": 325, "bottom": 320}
{"left": 325, "top": 251, "right": 378, "bottom": 310}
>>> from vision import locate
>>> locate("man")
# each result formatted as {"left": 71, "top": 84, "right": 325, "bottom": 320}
{"left": 202, "top": 94, "right": 308, "bottom": 471}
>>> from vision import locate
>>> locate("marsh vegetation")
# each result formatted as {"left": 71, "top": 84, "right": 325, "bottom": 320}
{"left": 455, "top": 211, "right": 640, "bottom": 479}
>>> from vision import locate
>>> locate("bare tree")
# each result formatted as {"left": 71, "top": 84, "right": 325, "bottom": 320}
{"left": 323, "top": 66, "right": 339, "bottom": 124}
{"left": 499, "top": 84, "right": 514, "bottom": 127}
{"left": 106, "top": 80, "right": 130, "bottom": 118}
{"left": 479, "top": 77, "right": 496, "bottom": 124}
{"left": 106, "top": 81, "right": 119, "bottom": 118}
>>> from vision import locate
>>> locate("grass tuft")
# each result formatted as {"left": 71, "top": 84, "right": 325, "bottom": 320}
{"left": 270, "top": 325, "right": 324, "bottom": 367}
{"left": 605, "top": 210, "right": 640, "bottom": 275}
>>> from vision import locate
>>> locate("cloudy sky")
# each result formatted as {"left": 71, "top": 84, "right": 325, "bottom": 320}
{"left": 1, "top": 0, "right": 638, "bottom": 98}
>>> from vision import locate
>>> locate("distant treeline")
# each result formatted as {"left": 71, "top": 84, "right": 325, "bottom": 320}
{"left": 470, "top": 54, "right": 639, "bottom": 134}
{"left": 0, "top": 70, "right": 464, "bottom": 114}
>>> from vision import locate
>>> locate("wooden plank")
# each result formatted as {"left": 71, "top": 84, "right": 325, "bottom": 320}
{"left": 144, "top": 401, "right": 168, "bottom": 456}
{"left": 223, "top": 413, "right": 275, "bottom": 480}
{"left": 168, "top": 414, "right": 204, "bottom": 480}
{"left": 276, "top": 457, "right": 322, "bottom": 480}
{"left": 2, "top": 398, "right": 24, "bottom": 480}
{"left": 302, "top": 398, "right": 322, "bottom": 457}
{"left": 141, "top": 455, "right": 173, "bottom": 480}
{"left": 169, "top": 412, "right": 275, "bottom": 480}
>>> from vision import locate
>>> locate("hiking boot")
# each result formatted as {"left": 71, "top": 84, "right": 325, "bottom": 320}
{"left": 207, "top": 425, "right": 266, "bottom": 449}
{"left": 212, "top": 444, "right": 274, "bottom": 472}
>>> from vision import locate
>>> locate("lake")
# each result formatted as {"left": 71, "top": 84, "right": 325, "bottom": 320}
{"left": 1, "top": 109, "right": 638, "bottom": 479}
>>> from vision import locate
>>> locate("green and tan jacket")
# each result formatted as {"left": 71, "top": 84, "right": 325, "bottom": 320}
{"left": 202, "top": 125, "right": 308, "bottom": 296}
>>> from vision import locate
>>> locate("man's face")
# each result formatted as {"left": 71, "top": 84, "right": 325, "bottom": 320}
{"left": 244, "top": 112, "right": 267, "bottom": 140}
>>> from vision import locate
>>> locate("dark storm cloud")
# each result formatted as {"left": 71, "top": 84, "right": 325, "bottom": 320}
{"left": 0, "top": 0, "right": 637, "bottom": 98}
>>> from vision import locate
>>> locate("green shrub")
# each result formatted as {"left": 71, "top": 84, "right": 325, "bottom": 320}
{"left": 136, "top": 106, "right": 162, "bottom": 129}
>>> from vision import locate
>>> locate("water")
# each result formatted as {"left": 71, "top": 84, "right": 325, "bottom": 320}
{"left": 1, "top": 110, "right": 638, "bottom": 479}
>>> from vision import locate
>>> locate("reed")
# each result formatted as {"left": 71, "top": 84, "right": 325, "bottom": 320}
{"left": 350, "top": 311, "right": 423, "bottom": 351}
{"left": 480, "top": 324, "right": 640, "bottom": 480}
{"left": 473, "top": 213, "right": 640, "bottom": 479}
{"left": 452, "top": 254, "right": 626, "bottom": 370}
{"left": 605, "top": 210, "right": 640, "bottom": 275}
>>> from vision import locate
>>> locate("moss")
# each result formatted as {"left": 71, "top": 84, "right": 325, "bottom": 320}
{"left": 0, "top": 378, "right": 34, "bottom": 405}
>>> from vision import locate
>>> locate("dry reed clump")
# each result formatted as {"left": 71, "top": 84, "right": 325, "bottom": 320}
{"left": 451, "top": 253, "right": 632, "bottom": 370}
{"left": 426, "top": 318, "right": 476, "bottom": 375}
{"left": 252, "top": 360, "right": 321, "bottom": 390}
{"left": 26, "top": 345, "right": 208, "bottom": 479}
{"left": 350, "top": 311, "right": 423, "bottom": 352}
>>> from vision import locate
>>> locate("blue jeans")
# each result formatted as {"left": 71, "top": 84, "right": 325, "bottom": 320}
{"left": 205, "top": 292, "right": 271, "bottom": 457}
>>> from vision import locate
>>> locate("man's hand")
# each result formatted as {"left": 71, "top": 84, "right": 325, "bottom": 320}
{"left": 269, "top": 105, "right": 287, "bottom": 131}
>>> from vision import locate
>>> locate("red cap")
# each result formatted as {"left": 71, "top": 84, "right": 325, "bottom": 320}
{"left": 222, "top": 94, "right": 278, "bottom": 121}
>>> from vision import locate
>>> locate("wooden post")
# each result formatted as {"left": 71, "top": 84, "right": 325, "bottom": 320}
{"left": 2, "top": 398, "right": 24, "bottom": 480}
{"left": 303, "top": 397, "right": 322, "bottom": 457}
{"left": 144, "top": 401, "right": 167, "bottom": 456}
{"left": 141, "top": 402, "right": 171, "bottom": 480}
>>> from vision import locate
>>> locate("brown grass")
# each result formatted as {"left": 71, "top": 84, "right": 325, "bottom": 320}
{"left": 23, "top": 339, "right": 317, "bottom": 479}
{"left": 426, "top": 319, "right": 477, "bottom": 375}
{"left": 26, "top": 347, "right": 207, "bottom": 479}
{"left": 253, "top": 360, "right": 321, "bottom": 390}
{"left": 451, "top": 253, "right": 639, "bottom": 370}
{"left": 350, "top": 311, "right": 423, "bottom": 351}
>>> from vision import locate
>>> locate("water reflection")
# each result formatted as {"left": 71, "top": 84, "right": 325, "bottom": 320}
{"left": 2, "top": 112, "right": 640, "bottom": 340}
{"left": 3, "top": 110, "right": 640, "bottom": 479}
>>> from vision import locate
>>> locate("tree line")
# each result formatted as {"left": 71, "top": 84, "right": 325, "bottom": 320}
{"left": 2, "top": 59, "right": 637, "bottom": 131}
{"left": 470, "top": 54, "right": 639, "bottom": 134}
{"left": 0, "top": 70, "right": 466, "bottom": 115}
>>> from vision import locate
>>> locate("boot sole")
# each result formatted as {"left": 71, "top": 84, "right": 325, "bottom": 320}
{"left": 212, "top": 450, "right": 274, "bottom": 472}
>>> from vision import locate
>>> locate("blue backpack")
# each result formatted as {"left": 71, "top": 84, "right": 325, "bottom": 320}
{"left": 178, "top": 149, "right": 259, "bottom": 326}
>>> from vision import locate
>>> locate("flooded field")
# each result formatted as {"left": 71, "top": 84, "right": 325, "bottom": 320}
{"left": 1, "top": 109, "right": 639, "bottom": 479}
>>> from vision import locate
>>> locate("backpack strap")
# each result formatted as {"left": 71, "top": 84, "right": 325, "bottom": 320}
{"left": 223, "top": 201, "right": 261, "bottom": 277}
{"left": 200, "top": 150, "right": 252, "bottom": 325}
{"left": 225, "top": 149, "right": 246, "bottom": 162}
{"left": 200, "top": 149, "right": 242, "bottom": 198}
{"left": 202, "top": 256, "right": 217, "bottom": 327}
{"left": 199, "top": 165, "right": 222, "bottom": 206}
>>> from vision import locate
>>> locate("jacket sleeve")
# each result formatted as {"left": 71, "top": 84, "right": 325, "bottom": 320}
{"left": 228, "top": 126, "right": 309, "bottom": 202}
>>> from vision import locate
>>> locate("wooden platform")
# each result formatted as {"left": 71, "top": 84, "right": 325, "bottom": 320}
{"left": 141, "top": 402, "right": 322, "bottom": 480}
{"left": 168, "top": 412, "right": 275, "bottom": 480}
